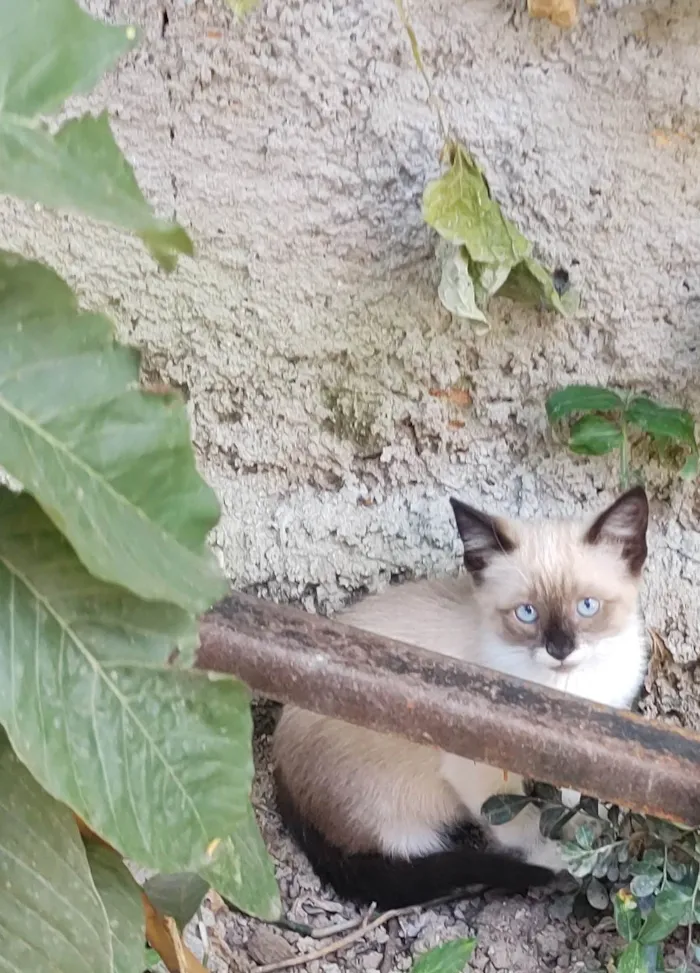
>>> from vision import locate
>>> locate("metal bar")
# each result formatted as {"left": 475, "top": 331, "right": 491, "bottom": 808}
{"left": 198, "top": 592, "right": 700, "bottom": 826}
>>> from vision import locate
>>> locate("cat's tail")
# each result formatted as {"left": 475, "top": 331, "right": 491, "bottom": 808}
{"left": 275, "top": 772, "right": 554, "bottom": 909}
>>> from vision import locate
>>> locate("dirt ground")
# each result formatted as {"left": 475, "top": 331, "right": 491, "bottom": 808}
{"left": 176, "top": 701, "right": 691, "bottom": 973}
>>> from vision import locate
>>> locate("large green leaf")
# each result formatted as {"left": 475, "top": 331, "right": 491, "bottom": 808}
{"left": 0, "top": 731, "right": 113, "bottom": 973}
{"left": 568, "top": 415, "right": 623, "bottom": 455}
{"left": 546, "top": 385, "right": 624, "bottom": 422}
{"left": 626, "top": 396, "right": 697, "bottom": 448}
{"left": 86, "top": 844, "right": 144, "bottom": 973}
{"left": 0, "top": 253, "right": 226, "bottom": 612}
{"left": 0, "top": 0, "right": 192, "bottom": 270}
{"left": 200, "top": 802, "right": 282, "bottom": 921}
{"left": 411, "top": 939, "right": 476, "bottom": 973}
{"left": 0, "top": 490, "right": 255, "bottom": 872}
{"left": 423, "top": 143, "right": 530, "bottom": 267}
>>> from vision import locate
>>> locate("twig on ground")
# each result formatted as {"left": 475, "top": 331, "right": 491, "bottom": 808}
{"left": 380, "top": 917, "right": 401, "bottom": 973}
{"left": 253, "top": 896, "right": 459, "bottom": 973}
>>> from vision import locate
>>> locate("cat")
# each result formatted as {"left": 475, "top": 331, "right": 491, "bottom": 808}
{"left": 272, "top": 487, "right": 649, "bottom": 908}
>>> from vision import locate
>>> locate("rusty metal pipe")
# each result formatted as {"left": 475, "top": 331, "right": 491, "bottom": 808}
{"left": 198, "top": 593, "right": 700, "bottom": 826}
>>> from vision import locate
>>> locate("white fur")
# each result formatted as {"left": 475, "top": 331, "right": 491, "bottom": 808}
{"left": 474, "top": 613, "right": 647, "bottom": 710}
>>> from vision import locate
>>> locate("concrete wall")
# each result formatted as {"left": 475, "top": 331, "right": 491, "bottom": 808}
{"left": 3, "top": 0, "right": 700, "bottom": 718}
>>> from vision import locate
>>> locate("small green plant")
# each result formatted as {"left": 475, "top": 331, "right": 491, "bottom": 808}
{"left": 483, "top": 788, "right": 700, "bottom": 972}
{"left": 546, "top": 385, "right": 698, "bottom": 488}
{"left": 411, "top": 938, "right": 477, "bottom": 973}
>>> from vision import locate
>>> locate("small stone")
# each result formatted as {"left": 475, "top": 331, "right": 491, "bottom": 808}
{"left": 361, "top": 949, "right": 384, "bottom": 970}
{"left": 247, "top": 926, "right": 296, "bottom": 966}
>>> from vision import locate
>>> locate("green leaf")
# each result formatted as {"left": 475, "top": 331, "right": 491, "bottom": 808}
{"left": 614, "top": 891, "right": 643, "bottom": 942}
{"left": 411, "top": 938, "right": 476, "bottom": 973}
{"left": 0, "top": 731, "right": 113, "bottom": 973}
{"left": 144, "top": 947, "right": 161, "bottom": 970}
{"left": 85, "top": 843, "right": 144, "bottom": 973}
{"left": 569, "top": 414, "right": 624, "bottom": 455}
{"left": 546, "top": 386, "right": 624, "bottom": 422}
{"left": 142, "top": 872, "right": 209, "bottom": 930}
{"left": 630, "top": 872, "right": 663, "bottom": 898}
{"left": 575, "top": 824, "right": 597, "bottom": 850}
{"left": 0, "top": 0, "right": 134, "bottom": 117}
{"left": 423, "top": 143, "right": 530, "bottom": 268}
{"left": 0, "top": 254, "right": 226, "bottom": 612}
{"left": 539, "top": 804, "right": 575, "bottom": 840}
{"left": 200, "top": 802, "right": 282, "bottom": 921}
{"left": 626, "top": 396, "right": 697, "bottom": 448}
{"left": 586, "top": 877, "right": 609, "bottom": 910}
{"left": 0, "top": 491, "right": 255, "bottom": 873}
{"left": 481, "top": 793, "right": 533, "bottom": 826}
{"left": 437, "top": 247, "right": 489, "bottom": 332}
{"left": 495, "top": 257, "right": 576, "bottom": 315}
{"left": 0, "top": 0, "right": 192, "bottom": 270}
{"left": 617, "top": 941, "right": 651, "bottom": 973}
{"left": 647, "top": 885, "right": 694, "bottom": 930}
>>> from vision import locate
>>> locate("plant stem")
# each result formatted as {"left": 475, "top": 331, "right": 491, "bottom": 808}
{"left": 620, "top": 424, "right": 630, "bottom": 490}
{"left": 394, "top": 0, "right": 450, "bottom": 143}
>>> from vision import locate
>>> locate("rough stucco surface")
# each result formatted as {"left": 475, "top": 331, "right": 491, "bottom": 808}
{"left": 2, "top": 0, "right": 700, "bottom": 716}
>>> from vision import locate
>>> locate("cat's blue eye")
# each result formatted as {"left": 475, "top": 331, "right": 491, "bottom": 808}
{"left": 577, "top": 597, "right": 600, "bottom": 617}
{"left": 514, "top": 603, "right": 539, "bottom": 624}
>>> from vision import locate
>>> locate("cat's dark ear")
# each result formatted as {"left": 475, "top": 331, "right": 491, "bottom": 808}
{"left": 585, "top": 486, "right": 648, "bottom": 575}
{"left": 449, "top": 498, "right": 515, "bottom": 581}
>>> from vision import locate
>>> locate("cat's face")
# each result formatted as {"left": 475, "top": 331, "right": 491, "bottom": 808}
{"left": 450, "top": 489, "right": 648, "bottom": 690}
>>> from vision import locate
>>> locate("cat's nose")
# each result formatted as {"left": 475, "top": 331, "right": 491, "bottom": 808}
{"left": 544, "top": 626, "right": 576, "bottom": 661}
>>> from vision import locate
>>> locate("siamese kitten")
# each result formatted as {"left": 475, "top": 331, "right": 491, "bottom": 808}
{"left": 273, "top": 488, "right": 649, "bottom": 908}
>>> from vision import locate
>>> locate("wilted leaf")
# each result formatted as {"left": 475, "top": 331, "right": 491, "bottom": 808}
{"left": 142, "top": 873, "right": 209, "bottom": 930}
{"left": 586, "top": 877, "right": 609, "bottom": 910}
{"left": 481, "top": 793, "right": 533, "bottom": 826}
{"left": 614, "top": 891, "right": 643, "bottom": 942}
{"left": 0, "top": 0, "right": 192, "bottom": 269}
{"left": 0, "top": 731, "right": 113, "bottom": 973}
{"left": 569, "top": 415, "right": 624, "bottom": 455}
{"left": 626, "top": 396, "right": 696, "bottom": 449}
{"left": 437, "top": 247, "right": 489, "bottom": 331}
{"left": 472, "top": 260, "right": 511, "bottom": 303}
{"left": 86, "top": 843, "right": 144, "bottom": 973}
{"left": 411, "top": 938, "right": 476, "bottom": 973}
{"left": 0, "top": 254, "right": 226, "bottom": 612}
{"left": 200, "top": 802, "right": 282, "bottom": 921}
{"left": 0, "top": 491, "right": 255, "bottom": 873}
{"left": 495, "top": 257, "right": 576, "bottom": 315}
{"left": 423, "top": 143, "right": 530, "bottom": 268}
{"left": 527, "top": 0, "right": 578, "bottom": 28}
{"left": 546, "top": 386, "right": 624, "bottom": 422}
